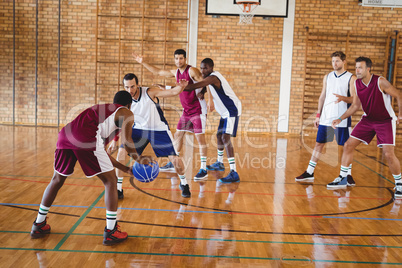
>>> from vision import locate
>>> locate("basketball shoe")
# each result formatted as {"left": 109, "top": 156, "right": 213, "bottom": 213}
{"left": 180, "top": 183, "right": 191, "bottom": 198}
{"left": 346, "top": 175, "right": 355, "bottom": 187}
{"left": 117, "top": 189, "right": 124, "bottom": 199}
{"left": 219, "top": 170, "right": 240, "bottom": 184}
{"left": 206, "top": 161, "right": 225, "bottom": 171}
{"left": 295, "top": 171, "right": 314, "bottom": 182}
{"left": 394, "top": 183, "right": 402, "bottom": 199}
{"left": 160, "top": 162, "right": 175, "bottom": 172}
{"left": 194, "top": 169, "right": 208, "bottom": 181}
{"left": 103, "top": 223, "right": 128, "bottom": 245}
{"left": 327, "top": 176, "right": 347, "bottom": 189}
{"left": 31, "top": 219, "right": 51, "bottom": 239}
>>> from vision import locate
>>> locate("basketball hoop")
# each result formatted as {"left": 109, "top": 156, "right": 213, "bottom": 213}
{"left": 236, "top": 1, "right": 259, "bottom": 25}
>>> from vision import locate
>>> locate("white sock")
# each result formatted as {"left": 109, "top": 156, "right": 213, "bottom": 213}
{"left": 117, "top": 177, "right": 123, "bottom": 191}
{"left": 200, "top": 156, "right": 207, "bottom": 170}
{"left": 306, "top": 160, "right": 317, "bottom": 175}
{"left": 393, "top": 174, "right": 402, "bottom": 185}
{"left": 106, "top": 210, "right": 117, "bottom": 230}
{"left": 179, "top": 174, "right": 188, "bottom": 185}
{"left": 228, "top": 157, "right": 236, "bottom": 171}
{"left": 347, "top": 164, "right": 352, "bottom": 176}
{"left": 339, "top": 165, "right": 349, "bottom": 178}
{"left": 217, "top": 150, "right": 224, "bottom": 163}
{"left": 36, "top": 204, "right": 50, "bottom": 223}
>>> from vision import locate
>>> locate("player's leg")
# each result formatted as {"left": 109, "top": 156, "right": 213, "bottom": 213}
{"left": 296, "top": 125, "right": 332, "bottom": 182}
{"left": 193, "top": 114, "right": 208, "bottom": 180}
{"left": 115, "top": 146, "right": 126, "bottom": 199}
{"left": 218, "top": 117, "right": 240, "bottom": 184}
{"left": 376, "top": 120, "right": 401, "bottom": 198}
{"left": 97, "top": 170, "right": 128, "bottom": 245}
{"left": 31, "top": 149, "right": 75, "bottom": 238}
{"left": 327, "top": 137, "right": 361, "bottom": 189}
{"left": 207, "top": 118, "right": 226, "bottom": 171}
{"left": 150, "top": 130, "right": 191, "bottom": 198}
{"left": 161, "top": 130, "right": 185, "bottom": 171}
{"left": 336, "top": 127, "right": 355, "bottom": 186}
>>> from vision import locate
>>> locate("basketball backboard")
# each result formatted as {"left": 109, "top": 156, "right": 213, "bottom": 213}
{"left": 206, "top": 0, "right": 288, "bottom": 18}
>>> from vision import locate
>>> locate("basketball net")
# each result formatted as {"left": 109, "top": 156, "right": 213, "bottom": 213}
{"left": 236, "top": 2, "right": 259, "bottom": 25}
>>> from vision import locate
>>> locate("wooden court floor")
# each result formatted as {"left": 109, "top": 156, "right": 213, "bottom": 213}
{"left": 1, "top": 125, "right": 402, "bottom": 267}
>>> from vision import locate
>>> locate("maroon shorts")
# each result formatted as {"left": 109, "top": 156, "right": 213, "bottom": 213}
{"left": 54, "top": 149, "right": 114, "bottom": 177}
{"left": 176, "top": 113, "right": 206, "bottom": 134}
{"left": 350, "top": 117, "right": 396, "bottom": 147}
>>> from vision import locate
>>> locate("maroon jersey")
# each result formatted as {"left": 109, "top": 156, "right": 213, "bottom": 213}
{"left": 57, "top": 104, "right": 123, "bottom": 150}
{"left": 355, "top": 74, "right": 396, "bottom": 121}
{"left": 176, "top": 65, "right": 204, "bottom": 116}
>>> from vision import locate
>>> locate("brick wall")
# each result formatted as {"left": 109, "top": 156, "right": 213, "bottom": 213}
{"left": 1, "top": 0, "right": 402, "bottom": 134}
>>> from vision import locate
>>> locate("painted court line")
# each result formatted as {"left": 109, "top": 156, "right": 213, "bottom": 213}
{"left": 0, "top": 247, "right": 401, "bottom": 265}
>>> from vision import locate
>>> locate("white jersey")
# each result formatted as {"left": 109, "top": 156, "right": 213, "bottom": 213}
{"left": 320, "top": 71, "right": 353, "bottom": 128}
{"left": 208, "top": 71, "right": 242, "bottom": 118}
{"left": 131, "top": 87, "right": 169, "bottom": 131}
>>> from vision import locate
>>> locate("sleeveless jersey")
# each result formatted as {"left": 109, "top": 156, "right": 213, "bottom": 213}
{"left": 208, "top": 71, "right": 242, "bottom": 118}
{"left": 355, "top": 74, "right": 396, "bottom": 121}
{"left": 176, "top": 65, "right": 207, "bottom": 116}
{"left": 131, "top": 87, "right": 169, "bottom": 131}
{"left": 320, "top": 71, "right": 353, "bottom": 128}
{"left": 57, "top": 104, "right": 124, "bottom": 150}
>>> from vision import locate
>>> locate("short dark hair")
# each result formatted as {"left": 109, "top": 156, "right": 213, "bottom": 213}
{"left": 123, "top": 73, "right": 138, "bottom": 85}
{"left": 201, "top": 58, "right": 214, "bottom": 68}
{"left": 355, "top": 56, "right": 372, "bottom": 69}
{"left": 174, "top": 49, "right": 186, "bottom": 58}
{"left": 331, "top": 51, "right": 346, "bottom": 61}
{"left": 113, "top": 90, "right": 132, "bottom": 106}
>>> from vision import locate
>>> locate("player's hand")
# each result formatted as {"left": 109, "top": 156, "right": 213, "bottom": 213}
{"left": 208, "top": 100, "right": 215, "bottom": 113}
{"left": 126, "top": 166, "right": 134, "bottom": 176}
{"left": 132, "top": 52, "right": 143, "bottom": 64}
{"left": 397, "top": 114, "right": 402, "bottom": 124}
{"left": 177, "top": 79, "right": 189, "bottom": 88}
{"left": 197, "top": 91, "right": 205, "bottom": 100}
{"left": 137, "top": 155, "right": 153, "bottom": 166}
{"left": 107, "top": 140, "right": 117, "bottom": 154}
{"left": 333, "top": 93, "right": 346, "bottom": 104}
{"left": 314, "top": 117, "right": 320, "bottom": 128}
{"left": 331, "top": 119, "right": 341, "bottom": 129}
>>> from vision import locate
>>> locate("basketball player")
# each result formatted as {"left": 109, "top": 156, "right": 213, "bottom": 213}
{"left": 132, "top": 49, "right": 212, "bottom": 181}
{"left": 108, "top": 74, "right": 192, "bottom": 197}
{"left": 295, "top": 51, "right": 356, "bottom": 185}
{"left": 31, "top": 91, "right": 152, "bottom": 245}
{"left": 328, "top": 57, "right": 402, "bottom": 199}
{"left": 183, "top": 58, "right": 242, "bottom": 183}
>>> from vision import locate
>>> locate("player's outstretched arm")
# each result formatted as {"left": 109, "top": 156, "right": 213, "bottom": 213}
{"left": 184, "top": 76, "right": 218, "bottom": 92}
{"left": 331, "top": 82, "right": 361, "bottom": 129}
{"left": 149, "top": 79, "right": 189, "bottom": 99}
{"left": 380, "top": 77, "right": 402, "bottom": 124}
{"left": 132, "top": 52, "right": 175, "bottom": 78}
{"left": 334, "top": 75, "right": 356, "bottom": 104}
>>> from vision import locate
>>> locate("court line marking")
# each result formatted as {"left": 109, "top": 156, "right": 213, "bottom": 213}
{"left": 0, "top": 247, "right": 401, "bottom": 265}
{"left": 53, "top": 191, "right": 105, "bottom": 250}
{"left": 2, "top": 231, "right": 402, "bottom": 249}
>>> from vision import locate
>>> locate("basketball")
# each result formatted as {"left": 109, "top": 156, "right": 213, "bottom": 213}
{"left": 132, "top": 161, "right": 160, "bottom": 183}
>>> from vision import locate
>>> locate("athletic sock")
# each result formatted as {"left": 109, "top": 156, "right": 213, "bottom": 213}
{"left": 217, "top": 150, "right": 224, "bottom": 163}
{"left": 306, "top": 160, "right": 317, "bottom": 175}
{"left": 36, "top": 204, "right": 50, "bottom": 223}
{"left": 117, "top": 177, "right": 123, "bottom": 191}
{"left": 200, "top": 156, "right": 207, "bottom": 170}
{"left": 347, "top": 164, "right": 352, "bottom": 176}
{"left": 339, "top": 165, "right": 349, "bottom": 178}
{"left": 106, "top": 210, "right": 117, "bottom": 230}
{"left": 179, "top": 174, "right": 188, "bottom": 185}
{"left": 228, "top": 157, "right": 236, "bottom": 172}
{"left": 393, "top": 174, "right": 402, "bottom": 184}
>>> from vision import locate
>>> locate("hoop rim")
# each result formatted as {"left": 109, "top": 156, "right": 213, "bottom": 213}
{"left": 236, "top": 1, "right": 259, "bottom": 4}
